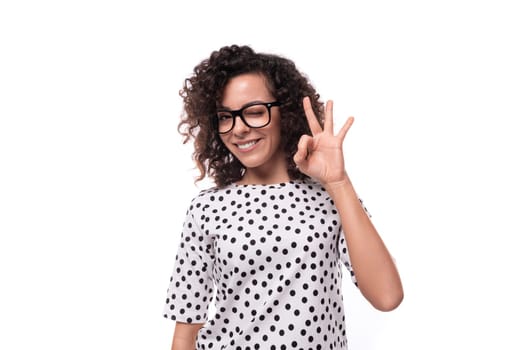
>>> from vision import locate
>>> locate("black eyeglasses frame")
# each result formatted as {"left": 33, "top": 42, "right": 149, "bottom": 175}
{"left": 214, "top": 101, "right": 281, "bottom": 134}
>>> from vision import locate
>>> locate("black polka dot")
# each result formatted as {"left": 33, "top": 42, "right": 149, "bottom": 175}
{"left": 163, "top": 180, "right": 366, "bottom": 349}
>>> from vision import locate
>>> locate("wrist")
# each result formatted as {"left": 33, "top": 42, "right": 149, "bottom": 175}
{"left": 322, "top": 173, "right": 352, "bottom": 194}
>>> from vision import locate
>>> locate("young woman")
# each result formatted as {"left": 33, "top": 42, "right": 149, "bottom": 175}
{"left": 163, "top": 45, "right": 403, "bottom": 350}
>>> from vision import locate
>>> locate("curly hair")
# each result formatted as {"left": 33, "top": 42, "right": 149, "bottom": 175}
{"left": 178, "top": 45, "right": 325, "bottom": 188}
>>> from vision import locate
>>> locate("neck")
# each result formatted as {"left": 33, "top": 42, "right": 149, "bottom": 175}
{"left": 238, "top": 155, "right": 290, "bottom": 185}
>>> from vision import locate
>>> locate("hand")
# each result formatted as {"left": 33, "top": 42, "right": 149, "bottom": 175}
{"left": 293, "top": 97, "right": 354, "bottom": 186}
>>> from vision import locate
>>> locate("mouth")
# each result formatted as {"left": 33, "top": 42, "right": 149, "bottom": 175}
{"left": 236, "top": 139, "right": 260, "bottom": 151}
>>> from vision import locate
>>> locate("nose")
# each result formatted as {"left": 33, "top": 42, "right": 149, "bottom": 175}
{"left": 231, "top": 114, "right": 250, "bottom": 135}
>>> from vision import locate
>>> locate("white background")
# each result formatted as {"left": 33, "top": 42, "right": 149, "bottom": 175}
{"left": 1, "top": 0, "right": 524, "bottom": 349}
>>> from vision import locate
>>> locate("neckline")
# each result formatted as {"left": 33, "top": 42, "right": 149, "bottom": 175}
{"left": 229, "top": 179, "right": 312, "bottom": 188}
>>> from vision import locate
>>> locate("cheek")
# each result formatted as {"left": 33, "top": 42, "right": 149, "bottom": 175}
{"left": 219, "top": 135, "right": 232, "bottom": 151}
{"left": 273, "top": 127, "right": 282, "bottom": 145}
{"left": 270, "top": 119, "right": 282, "bottom": 146}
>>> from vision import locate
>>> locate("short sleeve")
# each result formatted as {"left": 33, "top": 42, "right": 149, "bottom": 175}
{"left": 338, "top": 197, "right": 372, "bottom": 288}
{"left": 163, "top": 201, "right": 215, "bottom": 323}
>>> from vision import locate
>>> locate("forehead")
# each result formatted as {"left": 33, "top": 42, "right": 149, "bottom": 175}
{"left": 221, "top": 73, "right": 274, "bottom": 109}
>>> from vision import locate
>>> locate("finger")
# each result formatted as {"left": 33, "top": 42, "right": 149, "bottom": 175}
{"left": 324, "top": 100, "right": 334, "bottom": 135}
{"left": 336, "top": 116, "right": 355, "bottom": 140}
{"left": 302, "top": 96, "right": 323, "bottom": 135}
{"left": 293, "top": 134, "right": 313, "bottom": 167}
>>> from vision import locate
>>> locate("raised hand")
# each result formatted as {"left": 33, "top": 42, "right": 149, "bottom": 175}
{"left": 293, "top": 97, "right": 354, "bottom": 186}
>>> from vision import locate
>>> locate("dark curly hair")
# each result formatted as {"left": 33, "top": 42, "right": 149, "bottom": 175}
{"left": 178, "top": 45, "right": 324, "bottom": 187}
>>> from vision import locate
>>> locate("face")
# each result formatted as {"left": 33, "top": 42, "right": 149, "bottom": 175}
{"left": 218, "top": 73, "right": 287, "bottom": 181}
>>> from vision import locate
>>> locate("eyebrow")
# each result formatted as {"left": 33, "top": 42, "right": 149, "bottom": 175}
{"left": 217, "top": 100, "right": 268, "bottom": 111}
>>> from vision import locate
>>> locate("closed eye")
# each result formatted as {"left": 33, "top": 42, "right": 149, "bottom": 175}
{"left": 245, "top": 111, "right": 264, "bottom": 117}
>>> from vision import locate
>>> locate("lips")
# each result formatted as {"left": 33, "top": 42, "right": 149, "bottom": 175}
{"left": 235, "top": 139, "right": 260, "bottom": 151}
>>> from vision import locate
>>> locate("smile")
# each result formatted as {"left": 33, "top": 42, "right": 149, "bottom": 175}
{"left": 236, "top": 139, "right": 260, "bottom": 150}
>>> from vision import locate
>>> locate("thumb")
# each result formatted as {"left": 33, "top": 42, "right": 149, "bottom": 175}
{"left": 293, "top": 134, "right": 313, "bottom": 168}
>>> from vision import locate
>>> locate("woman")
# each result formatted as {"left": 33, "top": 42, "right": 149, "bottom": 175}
{"left": 163, "top": 45, "right": 403, "bottom": 350}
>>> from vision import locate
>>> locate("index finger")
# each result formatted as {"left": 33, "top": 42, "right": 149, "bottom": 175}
{"left": 302, "top": 96, "right": 323, "bottom": 135}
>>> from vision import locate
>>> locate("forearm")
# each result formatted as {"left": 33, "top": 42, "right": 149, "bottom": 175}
{"left": 324, "top": 174, "right": 403, "bottom": 311}
{"left": 171, "top": 322, "right": 203, "bottom": 350}
{"left": 172, "top": 338, "right": 196, "bottom": 350}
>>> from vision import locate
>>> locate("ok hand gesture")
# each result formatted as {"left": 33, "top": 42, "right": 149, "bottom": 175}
{"left": 293, "top": 97, "right": 354, "bottom": 186}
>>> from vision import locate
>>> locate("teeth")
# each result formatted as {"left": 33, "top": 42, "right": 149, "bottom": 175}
{"left": 237, "top": 140, "right": 257, "bottom": 150}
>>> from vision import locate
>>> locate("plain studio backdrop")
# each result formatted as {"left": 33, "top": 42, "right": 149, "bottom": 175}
{"left": 1, "top": 1, "right": 524, "bottom": 349}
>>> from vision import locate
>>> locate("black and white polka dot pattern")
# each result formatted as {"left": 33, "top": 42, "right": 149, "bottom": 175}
{"left": 163, "top": 179, "right": 371, "bottom": 349}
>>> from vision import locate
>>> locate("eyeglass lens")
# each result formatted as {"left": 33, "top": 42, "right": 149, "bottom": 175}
{"left": 217, "top": 104, "right": 271, "bottom": 133}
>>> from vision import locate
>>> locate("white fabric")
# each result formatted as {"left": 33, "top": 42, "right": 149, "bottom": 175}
{"left": 163, "top": 179, "right": 370, "bottom": 350}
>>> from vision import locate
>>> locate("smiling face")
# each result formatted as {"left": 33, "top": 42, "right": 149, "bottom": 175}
{"left": 218, "top": 73, "right": 289, "bottom": 184}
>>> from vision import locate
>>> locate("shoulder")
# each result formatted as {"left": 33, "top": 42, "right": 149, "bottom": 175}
{"left": 290, "top": 178, "right": 329, "bottom": 194}
{"left": 185, "top": 185, "right": 234, "bottom": 212}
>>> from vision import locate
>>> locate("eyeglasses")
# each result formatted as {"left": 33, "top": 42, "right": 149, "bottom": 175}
{"left": 215, "top": 101, "right": 281, "bottom": 134}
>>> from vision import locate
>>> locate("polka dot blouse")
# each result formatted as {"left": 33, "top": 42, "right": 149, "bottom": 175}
{"left": 163, "top": 179, "right": 371, "bottom": 350}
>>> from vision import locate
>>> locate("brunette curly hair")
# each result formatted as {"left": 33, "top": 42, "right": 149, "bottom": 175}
{"left": 178, "top": 44, "right": 324, "bottom": 187}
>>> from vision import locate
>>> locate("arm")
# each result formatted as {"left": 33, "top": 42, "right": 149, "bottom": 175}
{"left": 170, "top": 322, "right": 204, "bottom": 350}
{"left": 324, "top": 175, "right": 403, "bottom": 311}
{"left": 294, "top": 97, "right": 403, "bottom": 311}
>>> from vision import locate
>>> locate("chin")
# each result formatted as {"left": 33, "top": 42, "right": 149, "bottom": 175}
{"left": 237, "top": 158, "right": 267, "bottom": 169}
